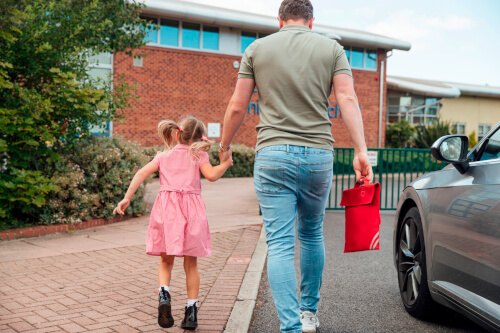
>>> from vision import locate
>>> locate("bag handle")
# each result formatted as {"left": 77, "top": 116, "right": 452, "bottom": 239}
{"left": 355, "top": 177, "right": 369, "bottom": 188}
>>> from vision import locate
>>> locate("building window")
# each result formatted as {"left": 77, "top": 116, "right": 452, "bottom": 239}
{"left": 182, "top": 22, "right": 200, "bottom": 49}
{"left": 387, "top": 94, "right": 441, "bottom": 126}
{"left": 160, "top": 19, "right": 179, "bottom": 46}
{"left": 365, "top": 50, "right": 377, "bottom": 69}
{"left": 141, "top": 16, "right": 158, "bottom": 44}
{"left": 452, "top": 123, "right": 466, "bottom": 135}
{"left": 351, "top": 47, "right": 364, "bottom": 68}
{"left": 478, "top": 124, "right": 491, "bottom": 141}
{"left": 342, "top": 45, "right": 378, "bottom": 70}
{"left": 241, "top": 31, "right": 257, "bottom": 53}
{"left": 240, "top": 31, "right": 271, "bottom": 53}
{"left": 87, "top": 53, "right": 113, "bottom": 136}
{"left": 203, "top": 25, "right": 219, "bottom": 50}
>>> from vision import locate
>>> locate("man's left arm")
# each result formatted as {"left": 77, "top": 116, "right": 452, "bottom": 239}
{"left": 219, "top": 78, "right": 255, "bottom": 162}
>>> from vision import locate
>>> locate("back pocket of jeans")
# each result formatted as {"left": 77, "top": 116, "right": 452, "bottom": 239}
{"left": 259, "top": 167, "right": 286, "bottom": 194}
{"left": 310, "top": 168, "right": 333, "bottom": 196}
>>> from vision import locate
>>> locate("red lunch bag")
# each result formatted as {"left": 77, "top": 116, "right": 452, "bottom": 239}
{"left": 340, "top": 177, "right": 381, "bottom": 253}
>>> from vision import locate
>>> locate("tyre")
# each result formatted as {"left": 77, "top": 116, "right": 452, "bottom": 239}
{"left": 396, "top": 207, "right": 438, "bottom": 318}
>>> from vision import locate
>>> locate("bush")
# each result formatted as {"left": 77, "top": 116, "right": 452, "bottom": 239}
{"left": 38, "top": 135, "right": 151, "bottom": 226}
{"left": 385, "top": 120, "right": 415, "bottom": 148}
{"left": 468, "top": 130, "right": 478, "bottom": 148}
{"left": 209, "top": 144, "right": 255, "bottom": 178}
{"left": 143, "top": 145, "right": 163, "bottom": 178}
{"left": 413, "top": 118, "right": 452, "bottom": 148}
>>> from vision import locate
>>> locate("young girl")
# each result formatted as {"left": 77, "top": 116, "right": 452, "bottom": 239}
{"left": 113, "top": 116, "right": 233, "bottom": 330}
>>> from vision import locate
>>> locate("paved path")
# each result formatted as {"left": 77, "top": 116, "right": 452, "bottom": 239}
{"left": 0, "top": 178, "right": 262, "bottom": 332}
{"left": 249, "top": 211, "right": 485, "bottom": 333}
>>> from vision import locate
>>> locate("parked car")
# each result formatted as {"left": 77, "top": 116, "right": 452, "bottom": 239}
{"left": 393, "top": 122, "right": 500, "bottom": 332}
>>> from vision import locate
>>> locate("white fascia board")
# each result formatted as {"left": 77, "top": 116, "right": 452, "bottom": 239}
{"left": 387, "top": 77, "right": 461, "bottom": 98}
{"left": 141, "top": 0, "right": 411, "bottom": 51}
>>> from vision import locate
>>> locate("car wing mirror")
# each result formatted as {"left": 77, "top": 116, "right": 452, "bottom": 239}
{"left": 430, "top": 135, "right": 469, "bottom": 174}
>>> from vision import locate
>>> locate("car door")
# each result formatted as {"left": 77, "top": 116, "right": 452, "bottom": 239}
{"left": 427, "top": 124, "right": 500, "bottom": 305}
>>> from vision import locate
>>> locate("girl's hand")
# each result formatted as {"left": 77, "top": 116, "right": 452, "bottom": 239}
{"left": 113, "top": 198, "right": 130, "bottom": 215}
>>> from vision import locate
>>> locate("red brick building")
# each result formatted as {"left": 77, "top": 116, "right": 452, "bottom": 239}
{"left": 111, "top": 0, "right": 411, "bottom": 148}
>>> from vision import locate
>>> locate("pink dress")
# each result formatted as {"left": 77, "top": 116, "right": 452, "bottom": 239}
{"left": 146, "top": 144, "right": 212, "bottom": 257}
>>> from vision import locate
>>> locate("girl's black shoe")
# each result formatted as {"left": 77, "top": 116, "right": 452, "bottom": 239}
{"left": 180, "top": 303, "right": 198, "bottom": 330}
{"left": 158, "top": 287, "right": 174, "bottom": 328}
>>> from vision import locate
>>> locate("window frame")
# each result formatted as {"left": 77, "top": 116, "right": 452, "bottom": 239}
{"left": 452, "top": 122, "right": 466, "bottom": 135}
{"left": 478, "top": 124, "right": 492, "bottom": 142}
{"left": 140, "top": 16, "right": 220, "bottom": 53}
{"left": 342, "top": 45, "right": 378, "bottom": 71}
{"left": 87, "top": 52, "right": 114, "bottom": 136}
{"left": 240, "top": 31, "right": 271, "bottom": 54}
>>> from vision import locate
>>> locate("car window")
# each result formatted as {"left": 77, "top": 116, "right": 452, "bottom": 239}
{"left": 478, "top": 127, "right": 500, "bottom": 161}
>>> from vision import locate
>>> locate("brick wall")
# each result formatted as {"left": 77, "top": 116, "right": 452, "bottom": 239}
{"left": 113, "top": 47, "right": 387, "bottom": 149}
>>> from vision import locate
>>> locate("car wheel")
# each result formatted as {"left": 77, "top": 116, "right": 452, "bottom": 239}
{"left": 396, "top": 207, "right": 437, "bottom": 318}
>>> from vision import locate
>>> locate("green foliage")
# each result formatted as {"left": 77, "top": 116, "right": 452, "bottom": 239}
{"left": 0, "top": 0, "right": 155, "bottom": 227}
{"left": 142, "top": 145, "right": 163, "bottom": 178}
{"left": 0, "top": 169, "right": 58, "bottom": 229}
{"left": 385, "top": 120, "right": 415, "bottom": 148}
{"left": 38, "top": 136, "right": 151, "bottom": 227}
{"left": 209, "top": 145, "right": 256, "bottom": 178}
{"left": 468, "top": 130, "right": 478, "bottom": 148}
{"left": 413, "top": 118, "right": 452, "bottom": 149}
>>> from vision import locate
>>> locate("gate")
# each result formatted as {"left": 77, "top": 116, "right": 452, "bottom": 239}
{"left": 328, "top": 148, "right": 446, "bottom": 210}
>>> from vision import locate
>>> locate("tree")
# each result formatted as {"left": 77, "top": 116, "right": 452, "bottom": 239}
{"left": 0, "top": 0, "right": 155, "bottom": 226}
{"left": 385, "top": 120, "right": 415, "bottom": 148}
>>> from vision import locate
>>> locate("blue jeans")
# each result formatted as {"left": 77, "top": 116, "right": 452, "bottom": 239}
{"left": 254, "top": 145, "right": 334, "bottom": 333}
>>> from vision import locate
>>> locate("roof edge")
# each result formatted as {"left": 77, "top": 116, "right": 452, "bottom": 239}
{"left": 141, "top": 0, "right": 411, "bottom": 51}
{"left": 387, "top": 77, "right": 461, "bottom": 98}
{"left": 387, "top": 76, "right": 500, "bottom": 99}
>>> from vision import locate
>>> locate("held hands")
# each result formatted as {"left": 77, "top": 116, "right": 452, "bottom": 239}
{"left": 353, "top": 152, "right": 374, "bottom": 183}
{"left": 113, "top": 198, "right": 130, "bottom": 215}
{"left": 219, "top": 147, "right": 234, "bottom": 167}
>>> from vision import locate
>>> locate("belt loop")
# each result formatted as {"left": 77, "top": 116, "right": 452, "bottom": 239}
{"left": 286, "top": 144, "right": 289, "bottom": 154}
{"left": 305, "top": 146, "right": 308, "bottom": 158}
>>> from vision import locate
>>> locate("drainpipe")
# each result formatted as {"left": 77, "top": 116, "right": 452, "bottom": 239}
{"left": 378, "top": 60, "right": 385, "bottom": 148}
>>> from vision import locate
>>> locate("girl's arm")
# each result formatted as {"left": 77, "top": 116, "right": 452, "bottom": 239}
{"left": 113, "top": 161, "right": 159, "bottom": 215}
{"left": 200, "top": 156, "right": 233, "bottom": 182}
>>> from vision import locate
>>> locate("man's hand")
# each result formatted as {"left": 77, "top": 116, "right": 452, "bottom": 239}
{"left": 353, "top": 152, "right": 373, "bottom": 183}
{"left": 219, "top": 149, "right": 232, "bottom": 163}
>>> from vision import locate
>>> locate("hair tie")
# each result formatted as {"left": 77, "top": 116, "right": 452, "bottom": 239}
{"left": 201, "top": 136, "right": 208, "bottom": 142}
{"left": 178, "top": 126, "right": 183, "bottom": 132}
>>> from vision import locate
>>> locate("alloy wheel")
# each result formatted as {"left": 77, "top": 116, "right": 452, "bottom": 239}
{"left": 397, "top": 217, "right": 423, "bottom": 306}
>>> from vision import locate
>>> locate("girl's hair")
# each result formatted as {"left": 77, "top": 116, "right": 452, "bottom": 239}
{"left": 157, "top": 116, "right": 215, "bottom": 162}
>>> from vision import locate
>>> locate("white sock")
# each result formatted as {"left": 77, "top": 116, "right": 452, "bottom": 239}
{"left": 187, "top": 299, "right": 198, "bottom": 307}
{"left": 159, "top": 286, "right": 170, "bottom": 293}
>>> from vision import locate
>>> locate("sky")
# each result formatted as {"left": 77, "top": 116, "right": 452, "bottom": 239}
{"left": 180, "top": 0, "right": 500, "bottom": 87}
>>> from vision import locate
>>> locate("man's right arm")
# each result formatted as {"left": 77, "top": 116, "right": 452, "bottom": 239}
{"left": 333, "top": 73, "right": 374, "bottom": 182}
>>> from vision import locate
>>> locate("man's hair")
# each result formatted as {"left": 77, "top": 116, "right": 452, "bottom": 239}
{"left": 278, "top": 0, "right": 314, "bottom": 22}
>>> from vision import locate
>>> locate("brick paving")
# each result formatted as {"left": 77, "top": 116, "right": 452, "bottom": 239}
{"left": 0, "top": 226, "right": 261, "bottom": 332}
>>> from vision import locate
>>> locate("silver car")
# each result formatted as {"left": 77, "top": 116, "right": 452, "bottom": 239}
{"left": 393, "top": 122, "right": 500, "bottom": 332}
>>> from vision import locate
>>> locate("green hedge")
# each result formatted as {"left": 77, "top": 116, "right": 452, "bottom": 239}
{"left": 143, "top": 144, "right": 255, "bottom": 178}
{"left": 38, "top": 136, "right": 151, "bottom": 227}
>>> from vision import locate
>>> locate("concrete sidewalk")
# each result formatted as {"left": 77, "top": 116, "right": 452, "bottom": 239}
{"left": 0, "top": 178, "right": 263, "bottom": 332}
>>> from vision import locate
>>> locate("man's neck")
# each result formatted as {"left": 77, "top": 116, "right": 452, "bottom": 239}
{"left": 279, "top": 18, "right": 313, "bottom": 29}
{"left": 282, "top": 19, "right": 308, "bottom": 27}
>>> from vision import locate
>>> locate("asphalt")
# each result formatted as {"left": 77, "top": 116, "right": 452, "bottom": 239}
{"left": 249, "top": 211, "right": 486, "bottom": 333}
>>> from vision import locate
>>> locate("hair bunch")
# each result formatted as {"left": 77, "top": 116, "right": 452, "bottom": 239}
{"left": 157, "top": 116, "right": 214, "bottom": 162}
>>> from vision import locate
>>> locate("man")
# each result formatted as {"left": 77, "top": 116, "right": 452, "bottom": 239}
{"left": 219, "top": 0, "right": 373, "bottom": 332}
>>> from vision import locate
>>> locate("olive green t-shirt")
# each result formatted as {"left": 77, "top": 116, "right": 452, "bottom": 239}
{"left": 238, "top": 24, "right": 352, "bottom": 151}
